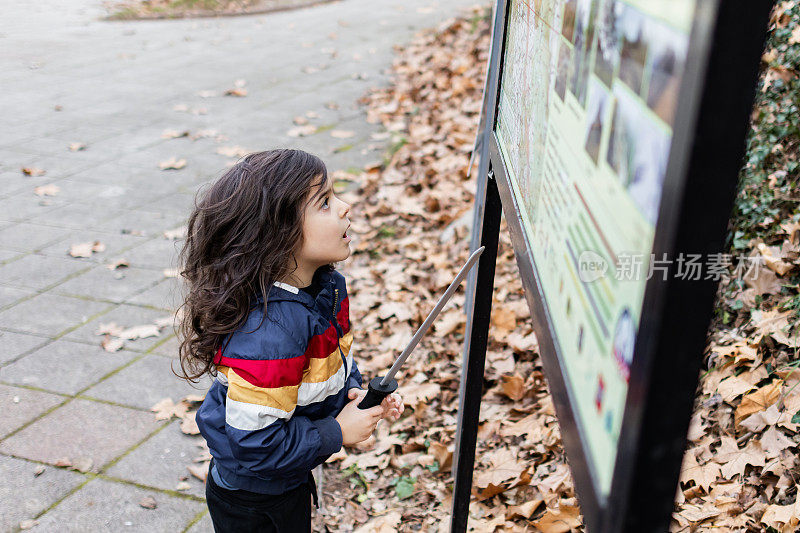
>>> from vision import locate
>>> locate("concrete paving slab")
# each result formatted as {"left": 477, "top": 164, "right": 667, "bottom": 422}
{"left": 0, "top": 383, "right": 66, "bottom": 439}
{"left": 186, "top": 512, "right": 214, "bottom": 533}
{"left": 0, "top": 284, "right": 36, "bottom": 310}
{"left": 150, "top": 334, "right": 180, "bottom": 359}
{"left": 0, "top": 194, "right": 70, "bottom": 223}
{"left": 37, "top": 227, "right": 148, "bottom": 261}
{"left": 29, "top": 477, "right": 205, "bottom": 532}
{"left": 0, "top": 253, "right": 91, "bottom": 291}
{"left": 0, "top": 330, "right": 50, "bottom": 364}
{"left": 0, "top": 455, "right": 85, "bottom": 533}
{"left": 0, "top": 398, "right": 161, "bottom": 471}
{"left": 106, "top": 419, "right": 208, "bottom": 498}
{"left": 0, "top": 292, "right": 111, "bottom": 336}
{"left": 83, "top": 353, "right": 212, "bottom": 411}
{"left": 0, "top": 222, "right": 75, "bottom": 253}
{"left": 120, "top": 237, "right": 183, "bottom": 271}
{"left": 51, "top": 264, "right": 165, "bottom": 304}
{"left": 85, "top": 210, "right": 188, "bottom": 239}
{"left": 63, "top": 302, "right": 174, "bottom": 351}
{"left": 125, "top": 277, "right": 184, "bottom": 311}
{"left": 0, "top": 339, "right": 138, "bottom": 395}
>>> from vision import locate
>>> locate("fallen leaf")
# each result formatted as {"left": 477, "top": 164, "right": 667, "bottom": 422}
{"left": 216, "top": 146, "right": 248, "bottom": 158}
{"left": 68, "top": 241, "right": 105, "bottom": 258}
{"left": 330, "top": 129, "right": 355, "bottom": 139}
{"left": 181, "top": 411, "right": 200, "bottom": 435}
{"left": 531, "top": 503, "right": 582, "bottom": 533}
{"left": 187, "top": 463, "right": 207, "bottom": 482}
{"left": 21, "top": 167, "right": 46, "bottom": 176}
{"left": 101, "top": 335, "right": 124, "bottom": 353}
{"left": 161, "top": 129, "right": 190, "bottom": 139}
{"left": 735, "top": 381, "right": 781, "bottom": 426}
{"left": 158, "top": 157, "right": 187, "bottom": 170}
{"left": 106, "top": 259, "right": 129, "bottom": 270}
{"left": 286, "top": 125, "right": 318, "bottom": 137}
{"left": 139, "top": 496, "right": 157, "bottom": 509}
{"left": 34, "top": 184, "right": 60, "bottom": 196}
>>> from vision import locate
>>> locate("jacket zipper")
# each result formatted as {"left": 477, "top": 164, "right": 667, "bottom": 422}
{"left": 332, "top": 288, "right": 347, "bottom": 369}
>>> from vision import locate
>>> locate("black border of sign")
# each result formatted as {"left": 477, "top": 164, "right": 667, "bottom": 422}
{"left": 455, "top": 0, "right": 774, "bottom": 531}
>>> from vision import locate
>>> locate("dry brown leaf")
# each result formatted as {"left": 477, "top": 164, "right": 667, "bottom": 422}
{"left": 735, "top": 381, "right": 781, "bottom": 426}
{"left": 159, "top": 157, "right": 187, "bottom": 170}
{"left": 499, "top": 373, "right": 526, "bottom": 401}
{"left": 187, "top": 463, "right": 208, "bottom": 482}
{"left": 106, "top": 258, "right": 129, "bottom": 270}
{"left": 181, "top": 411, "right": 200, "bottom": 435}
{"left": 330, "top": 129, "right": 355, "bottom": 139}
{"left": 216, "top": 146, "right": 249, "bottom": 158}
{"left": 101, "top": 335, "right": 124, "bottom": 353}
{"left": 139, "top": 496, "right": 157, "bottom": 509}
{"left": 150, "top": 398, "right": 190, "bottom": 421}
{"left": 679, "top": 449, "right": 720, "bottom": 492}
{"left": 21, "top": 167, "right": 46, "bottom": 176}
{"left": 531, "top": 503, "right": 582, "bottom": 533}
{"left": 34, "top": 184, "right": 60, "bottom": 197}
{"left": 286, "top": 125, "right": 318, "bottom": 137}
{"left": 68, "top": 241, "right": 105, "bottom": 258}
{"left": 161, "top": 129, "right": 189, "bottom": 139}
{"left": 715, "top": 436, "right": 766, "bottom": 479}
{"left": 401, "top": 382, "right": 440, "bottom": 407}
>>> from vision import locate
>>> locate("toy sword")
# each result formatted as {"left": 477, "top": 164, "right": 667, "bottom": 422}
{"left": 357, "top": 246, "right": 485, "bottom": 409}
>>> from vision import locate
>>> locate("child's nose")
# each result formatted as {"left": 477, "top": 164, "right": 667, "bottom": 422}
{"left": 339, "top": 201, "right": 351, "bottom": 217}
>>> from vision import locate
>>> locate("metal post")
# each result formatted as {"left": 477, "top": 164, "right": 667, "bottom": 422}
{"left": 451, "top": 171, "right": 502, "bottom": 533}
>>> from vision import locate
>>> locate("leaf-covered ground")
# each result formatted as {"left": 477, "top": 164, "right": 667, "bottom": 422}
{"left": 295, "top": 3, "right": 800, "bottom": 532}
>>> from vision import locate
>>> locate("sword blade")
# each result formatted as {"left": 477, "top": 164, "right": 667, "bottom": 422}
{"left": 380, "top": 246, "right": 485, "bottom": 386}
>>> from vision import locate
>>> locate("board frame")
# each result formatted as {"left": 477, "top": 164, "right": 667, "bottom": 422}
{"left": 452, "top": 1, "right": 774, "bottom": 531}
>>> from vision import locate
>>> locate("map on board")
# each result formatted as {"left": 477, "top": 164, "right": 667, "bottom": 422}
{"left": 494, "top": 0, "right": 696, "bottom": 495}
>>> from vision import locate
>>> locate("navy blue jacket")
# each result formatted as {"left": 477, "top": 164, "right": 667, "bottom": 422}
{"left": 196, "top": 269, "right": 362, "bottom": 494}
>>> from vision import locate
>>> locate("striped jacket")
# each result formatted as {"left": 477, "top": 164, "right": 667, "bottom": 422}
{"left": 196, "top": 269, "right": 362, "bottom": 494}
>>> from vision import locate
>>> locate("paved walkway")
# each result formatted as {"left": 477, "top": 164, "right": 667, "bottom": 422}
{"left": 0, "top": 1, "right": 475, "bottom": 530}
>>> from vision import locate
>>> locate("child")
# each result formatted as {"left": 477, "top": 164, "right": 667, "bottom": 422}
{"left": 177, "top": 149, "right": 404, "bottom": 532}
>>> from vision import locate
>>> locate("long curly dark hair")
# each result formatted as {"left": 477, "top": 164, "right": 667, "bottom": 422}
{"left": 176, "top": 149, "right": 329, "bottom": 382}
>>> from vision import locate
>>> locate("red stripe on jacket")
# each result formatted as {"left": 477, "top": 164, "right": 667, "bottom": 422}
{"left": 213, "top": 296, "right": 350, "bottom": 386}
{"left": 304, "top": 296, "right": 351, "bottom": 358}
{"left": 214, "top": 348, "right": 306, "bottom": 389}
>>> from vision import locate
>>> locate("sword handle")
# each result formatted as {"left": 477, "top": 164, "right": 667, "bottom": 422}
{"left": 357, "top": 376, "right": 398, "bottom": 409}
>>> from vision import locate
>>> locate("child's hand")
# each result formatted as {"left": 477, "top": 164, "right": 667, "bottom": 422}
{"left": 380, "top": 392, "right": 404, "bottom": 422}
{"left": 336, "top": 389, "right": 383, "bottom": 446}
{"left": 347, "top": 388, "right": 404, "bottom": 421}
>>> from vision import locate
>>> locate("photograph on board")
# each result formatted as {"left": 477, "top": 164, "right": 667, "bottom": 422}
{"left": 617, "top": 3, "right": 648, "bottom": 96}
{"left": 568, "top": 0, "right": 596, "bottom": 106}
{"left": 562, "top": 0, "right": 577, "bottom": 42}
{"left": 606, "top": 84, "right": 671, "bottom": 224}
{"left": 644, "top": 19, "right": 688, "bottom": 126}
{"left": 593, "top": 0, "right": 621, "bottom": 87}
{"left": 555, "top": 39, "right": 572, "bottom": 100}
{"left": 584, "top": 78, "right": 610, "bottom": 164}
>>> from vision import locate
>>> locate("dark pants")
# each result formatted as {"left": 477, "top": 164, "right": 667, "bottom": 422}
{"left": 205, "top": 466, "right": 317, "bottom": 533}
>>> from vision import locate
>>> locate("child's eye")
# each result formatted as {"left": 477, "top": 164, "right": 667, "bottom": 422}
{"left": 322, "top": 197, "right": 329, "bottom": 209}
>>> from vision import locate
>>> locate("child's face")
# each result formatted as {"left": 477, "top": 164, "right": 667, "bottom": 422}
{"left": 296, "top": 174, "right": 352, "bottom": 270}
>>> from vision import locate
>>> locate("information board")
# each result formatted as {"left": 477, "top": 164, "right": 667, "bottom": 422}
{"left": 450, "top": 1, "right": 775, "bottom": 532}
{"left": 494, "top": 0, "right": 695, "bottom": 495}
